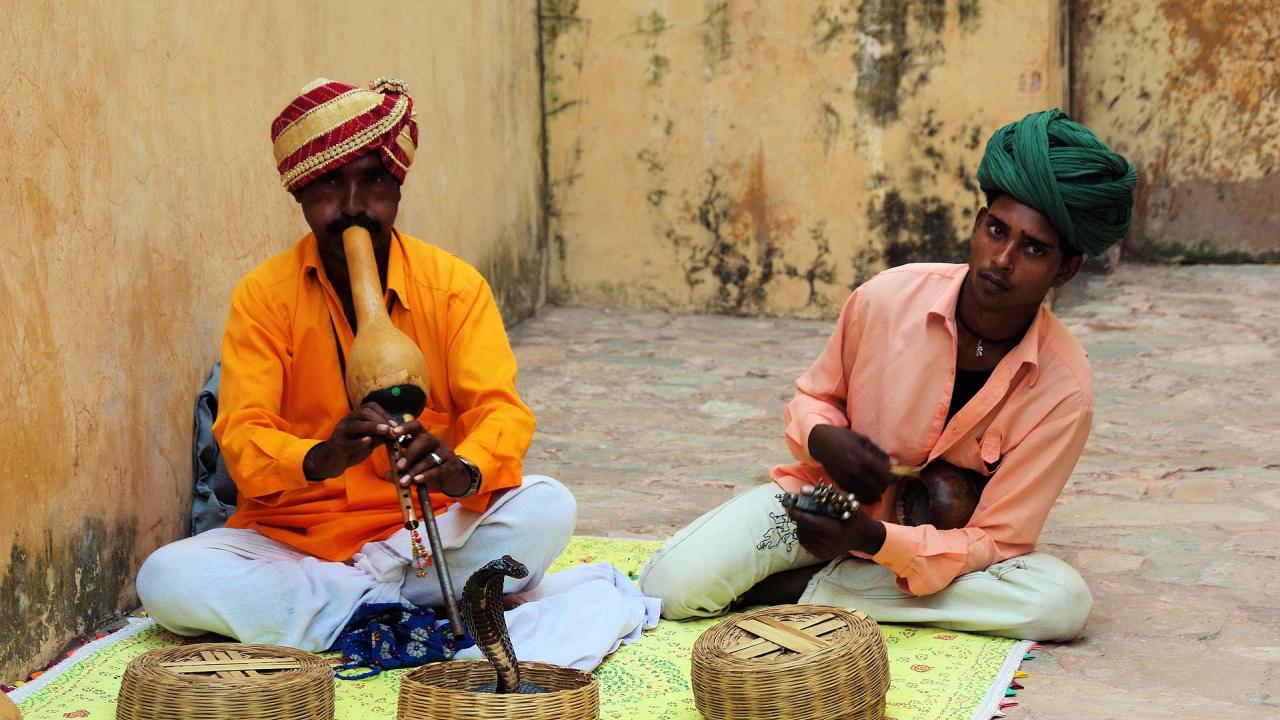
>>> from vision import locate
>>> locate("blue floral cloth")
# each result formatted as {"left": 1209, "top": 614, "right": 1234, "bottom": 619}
{"left": 329, "top": 600, "right": 475, "bottom": 680}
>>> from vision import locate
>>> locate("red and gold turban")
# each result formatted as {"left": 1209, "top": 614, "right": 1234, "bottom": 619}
{"left": 270, "top": 76, "right": 418, "bottom": 193}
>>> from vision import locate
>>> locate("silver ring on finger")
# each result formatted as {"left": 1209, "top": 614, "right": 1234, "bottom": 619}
{"left": 428, "top": 452, "right": 443, "bottom": 467}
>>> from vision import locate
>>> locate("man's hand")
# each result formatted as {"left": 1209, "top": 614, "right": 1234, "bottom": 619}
{"left": 387, "top": 417, "right": 472, "bottom": 498}
{"left": 303, "top": 405, "right": 474, "bottom": 496}
{"left": 787, "top": 491, "right": 887, "bottom": 560}
{"left": 303, "top": 402, "right": 399, "bottom": 480}
{"left": 807, "top": 425, "right": 893, "bottom": 504}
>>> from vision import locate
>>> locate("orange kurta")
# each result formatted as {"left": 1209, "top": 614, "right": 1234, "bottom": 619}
{"left": 214, "top": 230, "right": 535, "bottom": 561}
{"left": 772, "top": 263, "right": 1093, "bottom": 596}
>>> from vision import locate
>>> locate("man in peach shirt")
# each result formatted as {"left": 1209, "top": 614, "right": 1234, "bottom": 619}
{"left": 136, "top": 78, "right": 575, "bottom": 651}
{"left": 640, "top": 110, "right": 1137, "bottom": 641}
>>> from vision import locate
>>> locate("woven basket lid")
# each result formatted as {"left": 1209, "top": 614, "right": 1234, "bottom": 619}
{"left": 691, "top": 604, "right": 889, "bottom": 720}
{"left": 116, "top": 643, "right": 334, "bottom": 720}
{"left": 398, "top": 659, "right": 598, "bottom": 720}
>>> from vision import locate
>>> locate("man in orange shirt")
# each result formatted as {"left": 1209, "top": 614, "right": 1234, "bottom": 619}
{"left": 136, "top": 78, "right": 575, "bottom": 651}
{"left": 640, "top": 110, "right": 1136, "bottom": 641}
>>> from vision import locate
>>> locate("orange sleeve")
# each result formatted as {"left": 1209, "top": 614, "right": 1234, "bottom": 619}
{"left": 873, "top": 404, "right": 1093, "bottom": 595}
{"left": 212, "top": 276, "right": 321, "bottom": 501}
{"left": 441, "top": 275, "right": 536, "bottom": 513}
{"left": 782, "top": 290, "right": 860, "bottom": 464}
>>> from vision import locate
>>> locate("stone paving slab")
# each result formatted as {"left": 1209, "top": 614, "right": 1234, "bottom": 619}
{"left": 510, "top": 264, "right": 1280, "bottom": 718}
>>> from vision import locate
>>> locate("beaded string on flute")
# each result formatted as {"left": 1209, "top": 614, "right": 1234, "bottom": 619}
{"left": 391, "top": 441, "right": 430, "bottom": 577}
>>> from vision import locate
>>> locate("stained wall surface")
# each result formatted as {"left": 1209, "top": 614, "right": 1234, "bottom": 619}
{"left": 0, "top": 0, "right": 543, "bottom": 679}
{"left": 1072, "top": 1, "right": 1280, "bottom": 261}
{"left": 543, "top": 0, "right": 1069, "bottom": 317}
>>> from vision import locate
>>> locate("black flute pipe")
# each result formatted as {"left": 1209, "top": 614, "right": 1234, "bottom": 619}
{"left": 415, "top": 483, "right": 466, "bottom": 640}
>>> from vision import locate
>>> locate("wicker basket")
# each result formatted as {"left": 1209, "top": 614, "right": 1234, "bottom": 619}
{"left": 691, "top": 604, "right": 889, "bottom": 720}
{"left": 398, "top": 660, "right": 598, "bottom": 719}
{"left": 0, "top": 690, "right": 21, "bottom": 720}
{"left": 116, "top": 643, "right": 334, "bottom": 720}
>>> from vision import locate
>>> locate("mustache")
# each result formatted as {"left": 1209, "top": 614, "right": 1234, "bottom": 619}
{"left": 326, "top": 215, "right": 383, "bottom": 237}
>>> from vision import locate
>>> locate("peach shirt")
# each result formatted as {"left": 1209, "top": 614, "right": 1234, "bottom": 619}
{"left": 214, "top": 230, "right": 535, "bottom": 561}
{"left": 771, "top": 263, "right": 1093, "bottom": 596}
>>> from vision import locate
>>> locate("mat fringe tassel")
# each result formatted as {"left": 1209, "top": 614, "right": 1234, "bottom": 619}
{"left": 972, "top": 639, "right": 1033, "bottom": 720}
{"left": 8, "top": 619, "right": 155, "bottom": 704}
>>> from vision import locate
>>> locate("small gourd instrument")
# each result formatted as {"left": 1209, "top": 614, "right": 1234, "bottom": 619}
{"left": 782, "top": 462, "right": 987, "bottom": 530}
{"left": 341, "top": 225, "right": 464, "bottom": 639}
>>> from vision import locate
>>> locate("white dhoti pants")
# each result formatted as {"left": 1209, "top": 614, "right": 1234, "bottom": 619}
{"left": 136, "top": 475, "right": 575, "bottom": 652}
{"left": 638, "top": 483, "right": 1092, "bottom": 641}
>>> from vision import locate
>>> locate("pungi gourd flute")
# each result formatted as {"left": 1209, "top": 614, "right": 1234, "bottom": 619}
{"left": 340, "top": 224, "right": 465, "bottom": 640}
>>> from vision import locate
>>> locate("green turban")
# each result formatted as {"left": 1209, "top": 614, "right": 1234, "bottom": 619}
{"left": 976, "top": 108, "right": 1137, "bottom": 257}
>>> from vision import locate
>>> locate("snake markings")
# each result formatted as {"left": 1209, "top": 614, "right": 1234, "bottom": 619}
{"left": 460, "top": 555, "right": 548, "bottom": 694}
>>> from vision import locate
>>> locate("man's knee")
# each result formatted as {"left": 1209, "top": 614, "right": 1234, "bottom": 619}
{"left": 637, "top": 562, "right": 692, "bottom": 620}
{"left": 135, "top": 542, "right": 202, "bottom": 633}
{"left": 1031, "top": 567, "right": 1093, "bottom": 641}
{"left": 1005, "top": 554, "right": 1093, "bottom": 641}
{"left": 136, "top": 542, "right": 180, "bottom": 606}
{"left": 499, "top": 475, "right": 575, "bottom": 578}
{"left": 518, "top": 475, "right": 576, "bottom": 543}
{"left": 639, "top": 484, "right": 796, "bottom": 620}
{"left": 637, "top": 537, "right": 720, "bottom": 620}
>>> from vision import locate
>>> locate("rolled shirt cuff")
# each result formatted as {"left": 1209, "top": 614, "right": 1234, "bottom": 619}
{"left": 234, "top": 437, "right": 324, "bottom": 501}
{"left": 871, "top": 521, "right": 918, "bottom": 592}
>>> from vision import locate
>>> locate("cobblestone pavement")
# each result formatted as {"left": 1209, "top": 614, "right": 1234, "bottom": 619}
{"left": 510, "top": 264, "right": 1279, "bottom": 719}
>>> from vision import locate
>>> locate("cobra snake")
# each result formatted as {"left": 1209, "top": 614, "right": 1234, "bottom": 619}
{"left": 460, "top": 555, "right": 547, "bottom": 694}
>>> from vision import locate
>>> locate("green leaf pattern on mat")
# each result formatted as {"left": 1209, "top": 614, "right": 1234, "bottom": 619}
{"left": 17, "top": 536, "right": 1018, "bottom": 720}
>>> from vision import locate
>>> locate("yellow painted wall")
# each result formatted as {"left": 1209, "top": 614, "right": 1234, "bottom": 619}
{"left": 1072, "top": 0, "right": 1280, "bottom": 261}
{"left": 9, "top": 0, "right": 1272, "bottom": 684}
{"left": 0, "top": 0, "right": 542, "bottom": 679}
{"left": 543, "top": 0, "right": 1069, "bottom": 317}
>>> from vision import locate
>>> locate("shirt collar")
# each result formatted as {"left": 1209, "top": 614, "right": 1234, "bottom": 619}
{"left": 302, "top": 227, "right": 412, "bottom": 311}
{"left": 385, "top": 229, "right": 412, "bottom": 311}
{"left": 1007, "top": 307, "right": 1045, "bottom": 386}
{"left": 926, "top": 266, "right": 968, "bottom": 322}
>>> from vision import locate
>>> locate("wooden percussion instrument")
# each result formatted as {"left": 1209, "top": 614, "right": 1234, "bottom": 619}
{"left": 341, "top": 225, "right": 464, "bottom": 639}
{"left": 784, "top": 462, "right": 988, "bottom": 529}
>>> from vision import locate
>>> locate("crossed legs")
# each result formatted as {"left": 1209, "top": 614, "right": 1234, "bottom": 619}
{"left": 136, "top": 476, "right": 575, "bottom": 651}
{"left": 638, "top": 483, "right": 1092, "bottom": 642}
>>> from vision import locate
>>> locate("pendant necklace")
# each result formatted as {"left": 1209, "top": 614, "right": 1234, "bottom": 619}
{"left": 955, "top": 309, "right": 1028, "bottom": 358}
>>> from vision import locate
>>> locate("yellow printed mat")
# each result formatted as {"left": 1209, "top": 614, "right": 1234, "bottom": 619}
{"left": 12, "top": 537, "right": 1029, "bottom": 720}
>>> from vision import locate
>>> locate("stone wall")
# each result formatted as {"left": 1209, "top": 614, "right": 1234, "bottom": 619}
{"left": 542, "top": 0, "right": 1070, "bottom": 317}
{"left": 0, "top": 0, "right": 543, "bottom": 680}
{"left": 1072, "top": 0, "right": 1280, "bottom": 261}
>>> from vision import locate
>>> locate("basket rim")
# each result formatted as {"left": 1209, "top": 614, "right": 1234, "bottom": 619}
{"left": 401, "top": 660, "right": 598, "bottom": 696}
{"left": 696, "top": 604, "right": 883, "bottom": 668}
{"left": 123, "top": 643, "right": 333, "bottom": 685}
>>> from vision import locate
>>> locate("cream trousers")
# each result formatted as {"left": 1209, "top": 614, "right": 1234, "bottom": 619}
{"left": 638, "top": 483, "right": 1092, "bottom": 641}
